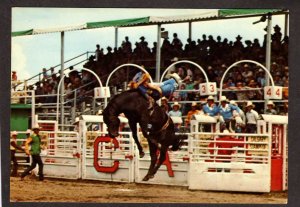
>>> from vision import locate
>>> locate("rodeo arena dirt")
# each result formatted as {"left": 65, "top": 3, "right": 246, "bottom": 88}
{"left": 10, "top": 9, "right": 289, "bottom": 204}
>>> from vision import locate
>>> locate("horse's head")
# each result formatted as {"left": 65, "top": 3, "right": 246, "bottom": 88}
{"left": 102, "top": 108, "right": 120, "bottom": 138}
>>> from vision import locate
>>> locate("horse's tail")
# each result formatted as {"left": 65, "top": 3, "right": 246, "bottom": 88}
{"left": 171, "top": 134, "right": 188, "bottom": 151}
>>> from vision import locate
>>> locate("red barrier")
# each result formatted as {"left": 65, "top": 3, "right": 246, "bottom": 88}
{"left": 93, "top": 136, "right": 120, "bottom": 173}
{"left": 271, "top": 158, "right": 283, "bottom": 191}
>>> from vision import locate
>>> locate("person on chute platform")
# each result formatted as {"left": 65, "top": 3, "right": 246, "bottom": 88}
{"left": 128, "top": 71, "right": 182, "bottom": 110}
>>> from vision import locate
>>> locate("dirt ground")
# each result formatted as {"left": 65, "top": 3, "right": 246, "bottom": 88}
{"left": 10, "top": 176, "right": 287, "bottom": 204}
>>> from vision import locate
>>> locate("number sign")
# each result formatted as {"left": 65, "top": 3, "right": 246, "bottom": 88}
{"left": 199, "top": 82, "right": 217, "bottom": 96}
{"left": 264, "top": 86, "right": 282, "bottom": 100}
{"left": 94, "top": 87, "right": 111, "bottom": 98}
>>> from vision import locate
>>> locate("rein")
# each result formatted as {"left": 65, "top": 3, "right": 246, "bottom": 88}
{"left": 158, "top": 116, "right": 171, "bottom": 133}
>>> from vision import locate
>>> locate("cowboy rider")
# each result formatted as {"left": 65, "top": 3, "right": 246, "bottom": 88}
{"left": 128, "top": 71, "right": 183, "bottom": 109}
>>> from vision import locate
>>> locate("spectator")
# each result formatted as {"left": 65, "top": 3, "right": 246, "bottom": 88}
{"left": 207, "top": 66, "right": 217, "bottom": 82}
{"left": 245, "top": 101, "right": 259, "bottom": 133}
{"left": 229, "top": 100, "right": 245, "bottom": 133}
{"left": 11, "top": 71, "right": 18, "bottom": 90}
{"left": 274, "top": 73, "right": 284, "bottom": 86}
{"left": 242, "top": 64, "right": 254, "bottom": 83}
{"left": 81, "top": 70, "right": 92, "bottom": 85}
{"left": 168, "top": 102, "right": 182, "bottom": 117}
{"left": 95, "top": 44, "right": 102, "bottom": 61}
{"left": 218, "top": 96, "right": 240, "bottom": 132}
{"left": 49, "top": 74, "right": 58, "bottom": 91}
{"left": 168, "top": 102, "right": 182, "bottom": 131}
{"left": 235, "top": 82, "right": 248, "bottom": 101}
{"left": 160, "top": 96, "right": 170, "bottom": 114}
{"left": 179, "top": 84, "right": 188, "bottom": 101}
{"left": 10, "top": 131, "right": 24, "bottom": 176}
{"left": 35, "top": 82, "right": 44, "bottom": 103}
{"left": 42, "top": 68, "right": 49, "bottom": 80}
{"left": 256, "top": 68, "right": 266, "bottom": 87}
{"left": 45, "top": 84, "right": 56, "bottom": 103}
{"left": 185, "top": 102, "right": 203, "bottom": 127}
{"left": 203, "top": 95, "right": 218, "bottom": 116}
{"left": 265, "top": 100, "right": 277, "bottom": 115}
{"left": 73, "top": 117, "right": 80, "bottom": 132}
{"left": 12, "top": 71, "right": 17, "bottom": 81}
{"left": 20, "top": 124, "right": 44, "bottom": 181}
{"left": 50, "top": 67, "right": 55, "bottom": 76}
{"left": 247, "top": 79, "right": 262, "bottom": 100}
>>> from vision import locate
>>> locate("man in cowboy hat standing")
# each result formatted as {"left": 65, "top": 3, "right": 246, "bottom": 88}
{"left": 245, "top": 101, "right": 259, "bottom": 133}
{"left": 203, "top": 96, "right": 219, "bottom": 117}
{"left": 218, "top": 96, "right": 241, "bottom": 132}
{"left": 20, "top": 124, "right": 44, "bottom": 181}
{"left": 10, "top": 131, "right": 24, "bottom": 176}
{"left": 265, "top": 100, "right": 277, "bottom": 115}
{"left": 168, "top": 102, "right": 182, "bottom": 131}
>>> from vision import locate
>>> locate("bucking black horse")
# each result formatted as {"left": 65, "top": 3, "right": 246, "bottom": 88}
{"left": 103, "top": 89, "right": 186, "bottom": 181}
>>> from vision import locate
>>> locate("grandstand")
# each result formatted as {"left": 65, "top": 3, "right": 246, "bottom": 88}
{"left": 11, "top": 9, "right": 288, "bottom": 131}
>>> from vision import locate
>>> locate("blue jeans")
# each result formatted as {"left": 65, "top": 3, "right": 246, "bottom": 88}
{"left": 137, "top": 85, "right": 160, "bottom": 100}
{"left": 160, "top": 78, "right": 178, "bottom": 97}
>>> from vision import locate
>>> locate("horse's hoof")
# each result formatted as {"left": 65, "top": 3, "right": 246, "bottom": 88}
{"left": 142, "top": 176, "right": 149, "bottom": 181}
{"left": 142, "top": 174, "right": 154, "bottom": 181}
{"left": 139, "top": 152, "right": 145, "bottom": 158}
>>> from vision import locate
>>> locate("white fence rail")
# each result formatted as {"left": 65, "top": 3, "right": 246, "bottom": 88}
{"left": 135, "top": 132, "right": 190, "bottom": 186}
{"left": 13, "top": 127, "right": 287, "bottom": 193}
{"left": 81, "top": 131, "right": 135, "bottom": 182}
{"left": 40, "top": 131, "right": 81, "bottom": 179}
{"left": 188, "top": 132, "right": 271, "bottom": 192}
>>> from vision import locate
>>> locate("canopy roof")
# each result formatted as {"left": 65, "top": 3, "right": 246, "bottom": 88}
{"left": 12, "top": 9, "right": 287, "bottom": 37}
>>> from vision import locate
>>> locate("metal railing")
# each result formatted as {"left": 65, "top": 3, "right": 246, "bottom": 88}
{"left": 13, "top": 51, "right": 95, "bottom": 89}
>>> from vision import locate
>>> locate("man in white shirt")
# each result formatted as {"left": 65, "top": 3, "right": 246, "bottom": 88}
{"left": 168, "top": 102, "right": 182, "bottom": 131}
{"left": 245, "top": 101, "right": 259, "bottom": 133}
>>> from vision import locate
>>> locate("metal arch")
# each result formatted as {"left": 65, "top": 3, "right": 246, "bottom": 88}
{"left": 56, "top": 68, "right": 103, "bottom": 124}
{"left": 104, "top": 63, "right": 154, "bottom": 107}
{"left": 105, "top": 63, "right": 154, "bottom": 87}
{"left": 160, "top": 60, "right": 209, "bottom": 83}
{"left": 219, "top": 59, "right": 275, "bottom": 99}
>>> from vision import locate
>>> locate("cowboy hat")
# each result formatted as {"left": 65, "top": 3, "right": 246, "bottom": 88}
{"left": 73, "top": 117, "right": 80, "bottom": 124}
{"left": 246, "top": 101, "right": 255, "bottom": 108}
{"left": 32, "top": 124, "right": 41, "bottom": 130}
{"left": 96, "top": 110, "right": 103, "bottom": 115}
{"left": 191, "top": 102, "right": 197, "bottom": 107}
{"left": 220, "top": 96, "right": 228, "bottom": 102}
{"left": 171, "top": 57, "right": 179, "bottom": 62}
{"left": 172, "top": 102, "right": 181, "bottom": 108}
{"left": 267, "top": 100, "right": 275, "bottom": 107}
{"left": 161, "top": 97, "right": 168, "bottom": 101}
{"left": 25, "top": 129, "right": 31, "bottom": 134}
{"left": 236, "top": 35, "right": 242, "bottom": 40}
{"left": 207, "top": 95, "right": 214, "bottom": 101}
{"left": 169, "top": 73, "right": 181, "bottom": 84}
{"left": 11, "top": 131, "right": 18, "bottom": 136}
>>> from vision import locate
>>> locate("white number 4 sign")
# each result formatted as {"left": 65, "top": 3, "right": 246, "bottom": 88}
{"left": 264, "top": 86, "right": 282, "bottom": 100}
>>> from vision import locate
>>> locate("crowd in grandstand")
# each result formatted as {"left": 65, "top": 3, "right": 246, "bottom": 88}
{"left": 12, "top": 24, "right": 288, "bottom": 122}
